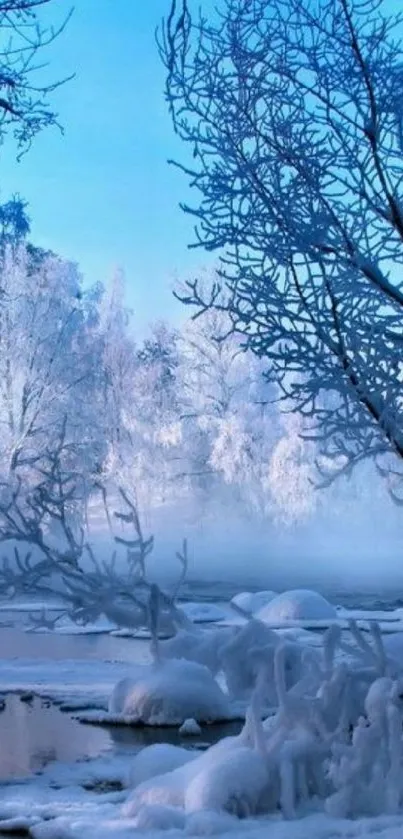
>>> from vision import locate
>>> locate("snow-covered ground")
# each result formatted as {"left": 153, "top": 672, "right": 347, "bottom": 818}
{"left": 1, "top": 750, "right": 403, "bottom": 839}
{"left": 2, "top": 589, "right": 403, "bottom": 837}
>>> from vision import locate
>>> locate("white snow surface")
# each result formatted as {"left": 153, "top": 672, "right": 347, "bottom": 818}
{"left": 3, "top": 604, "right": 403, "bottom": 836}
{"left": 256, "top": 589, "right": 337, "bottom": 624}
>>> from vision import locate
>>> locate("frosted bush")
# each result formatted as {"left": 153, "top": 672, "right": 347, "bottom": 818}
{"left": 160, "top": 626, "right": 237, "bottom": 675}
{"left": 120, "top": 616, "right": 403, "bottom": 826}
{"left": 219, "top": 619, "right": 279, "bottom": 698}
{"left": 326, "top": 677, "right": 403, "bottom": 817}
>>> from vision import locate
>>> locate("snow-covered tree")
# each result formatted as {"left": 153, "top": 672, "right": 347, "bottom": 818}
{"left": 177, "top": 307, "right": 275, "bottom": 514}
{"left": 97, "top": 274, "right": 184, "bottom": 514}
{"left": 0, "top": 245, "right": 105, "bottom": 555}
{"left": 161, "top": 0, "right": 403, "bottom": 494}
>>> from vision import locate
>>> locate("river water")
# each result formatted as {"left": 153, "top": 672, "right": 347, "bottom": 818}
{"left": 0, "top": 606, "right": 243, "bottom": 782}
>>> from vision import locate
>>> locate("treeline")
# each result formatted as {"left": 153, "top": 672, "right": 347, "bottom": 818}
{"left": 0, "top": 198, "right": 320, "bottom": 560}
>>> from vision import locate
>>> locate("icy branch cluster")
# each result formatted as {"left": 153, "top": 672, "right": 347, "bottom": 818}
{"left": 119, "top": 614, "right": 403, "bottom": 825}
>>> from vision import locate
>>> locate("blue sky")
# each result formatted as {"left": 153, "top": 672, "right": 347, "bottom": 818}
{"left": 0, "top": 1, "right": 211, "bottom": 324}
{"left": 1, "top": 0, "right": 399, "bottom": 325}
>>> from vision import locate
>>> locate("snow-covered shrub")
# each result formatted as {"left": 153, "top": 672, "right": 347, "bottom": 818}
{"left": 326, "top": 677, "right": 403, "bottom": 817}
{"left": 121, "top": 617, "right": 403, "bottom": 826}
{"left": 219, "top": 619, "right": 278, "bottom": 699}
{"left": 219, "top": 619, "right": 307, "bottom": 703}
{"left": 159, "top": 626, "right": 237, "bottom": 675}
{"left": 257, "top": 589, "right": 337, "bottom": 624}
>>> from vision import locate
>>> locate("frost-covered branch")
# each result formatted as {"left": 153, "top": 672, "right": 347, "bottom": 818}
{"left": 160, "top": 0, "right": 403, "bottom": 491}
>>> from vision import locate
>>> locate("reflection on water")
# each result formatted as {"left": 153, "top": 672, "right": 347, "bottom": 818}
{"left": 0, "top": 694, "right": 111, "bottom": 779}
{"left": 0, "top": 694, "right": 243, "bottom": 781}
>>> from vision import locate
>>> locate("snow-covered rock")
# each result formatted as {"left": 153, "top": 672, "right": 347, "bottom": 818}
{"left": 179, "top": 718, "right": 202, "bottom": 736}
{"left": 108, "top": 658, "right": 234, "bottom": 725}
{"left": 256, "top": 589, "right": 337, "bottom": 624}
{"left": 231, "top": 590, "right": 277, "bottom": 616}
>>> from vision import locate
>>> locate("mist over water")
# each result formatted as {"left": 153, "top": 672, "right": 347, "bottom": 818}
{"left": 135, "top": 469, "right": 403, "bottom": 597}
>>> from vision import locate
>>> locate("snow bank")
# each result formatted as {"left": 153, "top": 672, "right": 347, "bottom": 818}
{"left": 108, "top": 658, "right": 235, "bottom": 725}
{"left": 257, "top": 589, "right": 337, "bottom": 624}
{"left": 231, "top": 591, "right": 277, "bottom": 616}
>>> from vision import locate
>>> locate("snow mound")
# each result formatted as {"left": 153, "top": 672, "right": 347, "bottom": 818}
{"left": 127, "top": 743, "right": 196, "bottom": 789}
{"left": 109, "top": 658, "right": 234, "bottom": 725}
{"left": 231, "top": 591, "right": 277, "bottom": 615}
{"left": 123, "top": 722, "right": 259, "bottom": 818}
{"left": 256, "top": 589, "right": 337, "bottom": 624}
